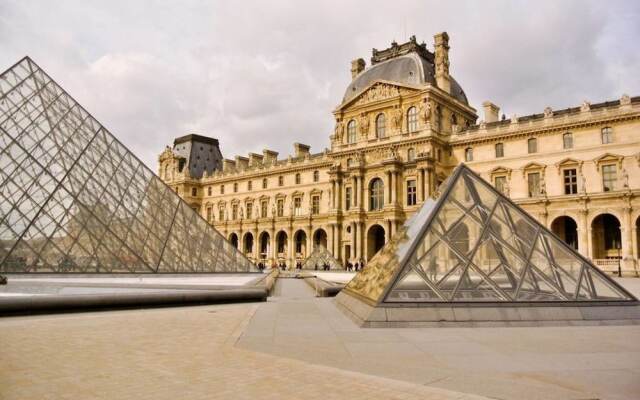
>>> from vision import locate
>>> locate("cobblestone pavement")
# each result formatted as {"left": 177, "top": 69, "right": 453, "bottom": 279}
{"left": 0, "top": 301, "right": 487, "bottom": 400}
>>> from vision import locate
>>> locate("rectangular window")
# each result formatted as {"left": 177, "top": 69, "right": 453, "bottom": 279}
{"left": 246, "top": 202, "right": 252, "bottom": 219}
{"left": 277, "top": 199, "right": 284, "bottom": 217}
{"left": 601, "top": 127, "right": 613, "bottom": 144}
{"left": 293, "top": 197, "right": 302, "bottom": 216}
{"left": 233, "top": 183, "right": 238, "bottom": 193}
{"left": 406, "top": 179, "right": 417, "bottom": 206}
{"left": 528, "top": 138, "right": 537, "bottom": 154}
{"left": 563, "top": 133, "right": 573, "bottom": 149}
{"left": 563, "top": 169, "right": 577, "bottom": 194}
{"left": 495, "top": 143, "right": 504, "bottom": 158}
{"left": 261, "top": 201, "right": 268, "bottom": 218}
{"left": 192, "top": 187, "right": 198, "bottom": 196}
{"left": 602, "top": 164, "right": 617, "bottom": 191}
{"left": 494, "top": 176, "right": 507, "bottom": 194}
{"left": 219, "top": 207, "right": 225, "bottom": 221}
{"left": 527, "top": 172, "right": 540, "bottom": 197}
{"left": 311, "top": 195, "right": 320, "bottom": 215}
{"left": 278, "top": 176, "right": 284, "bottom": 186}
{"left": 207, "top": 186, "right": 212, "bottom": 196}
{"left": 345, "top": 187, "right": 352, "bottom": 210}
{"left": 247, "top": 181, "right": 252, "bottom": 191}
{"left": 219, "top": 185, "right": 223, "bottom": 195}
{"left": 465, "top": 148, "right": 473, "bottom": 162}
{"left": 206, "top": 206, "right": 212, "bottom": 221}
{"left": 231, "top": 204, "right": 238, "bottom": 220}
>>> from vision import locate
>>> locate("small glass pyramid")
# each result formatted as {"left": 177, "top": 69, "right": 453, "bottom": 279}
{"left": 344, "top": 164, "right": 635, "bottom": 304}
{"left": 0, "top": 57, "right": 255, "bottom": 273}
{"left": 302, "top": 245, "right": 343, "bottom": 270}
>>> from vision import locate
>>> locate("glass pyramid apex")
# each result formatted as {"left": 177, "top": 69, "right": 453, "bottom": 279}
{"left": 0, "top": 57, "right": 256, "bottom": 273}
{"left": 344, "top": 164, "right": 635, "bottom": 304}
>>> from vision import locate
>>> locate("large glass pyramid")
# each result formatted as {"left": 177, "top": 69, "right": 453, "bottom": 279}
{"left": 302, "top": 245, "right": 343, "bottom": 270}
{"left": 0, "top": 57, "right": 255, "bottom": 273}
{"left": 344, "top": 164, "right": 635, "bottom": 304}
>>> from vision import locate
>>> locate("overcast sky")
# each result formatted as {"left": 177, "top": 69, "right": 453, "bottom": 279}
{"left": 1, "top": 0, "right": 639, "bottom": 171}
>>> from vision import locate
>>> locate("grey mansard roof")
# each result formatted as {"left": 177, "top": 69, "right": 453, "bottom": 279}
{"left": 343, "top": 53, "right": 468, "bottom": 105}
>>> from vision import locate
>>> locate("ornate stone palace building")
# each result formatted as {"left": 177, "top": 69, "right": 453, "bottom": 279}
{"left": 158, "top": 33, "right": 640, "bottom": 274}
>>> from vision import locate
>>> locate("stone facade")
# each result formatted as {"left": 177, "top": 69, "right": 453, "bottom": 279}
{"left": 159, "top": 33, "right": 640, "bottom": 275}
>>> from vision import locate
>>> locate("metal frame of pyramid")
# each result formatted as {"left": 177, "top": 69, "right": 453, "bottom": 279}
{"left": 342, "top": 164, "right": 636, "bottom": 308}
{"left": 0, "top": 57, "right": 256, "bottom": 273}
{"left": 302, "top": 245, "right": 344, "bottom": 270}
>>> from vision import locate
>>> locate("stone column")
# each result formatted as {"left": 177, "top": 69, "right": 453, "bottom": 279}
{"left": 587, "top": 227, "right": 594, "bottom": 261}
{"left": 416, "top": 168, "right": 423, "bottom": 203}
{"left": 632, "top": 223, "right": 639, "bottom": 275}
{"left": 386, "top": 171, "right": 392, "bottom": 204}
{"left": 391, "top": 171, "right": 397, "bottom": 205}
{"left": 269, "top": 228, "right": 276, "bottom": 264}
{"left": 578, "top": 210, "right": 588, "bottom": 258}
{"left": 386, "top": 220, "right": 392, "bottom": 243}
{"left": 306, "top": 228, "right": 312, "bottom": 259}
{"left": 287, "top": 227, "right": 294, "bottom": 268}
{"left": 356, "top": 222, "right": 363, "bottom": 261}
{"left": 622, "top": 207, "right": 633, "bottom": 272}
{"left": 252, "top": 228, "right": 259, "bottom": 261}
{"left": 330, "top": 179, "right": 336, "bottom": 209}
{"left": 353, "top": 176, "right": 358, "bottom": 208}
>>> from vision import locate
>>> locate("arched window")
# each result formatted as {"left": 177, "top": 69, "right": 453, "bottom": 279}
{"left": 435, "top": 106, "right": 442, "bottom": 131}
{"left": 407, "top": 148, "right": 415, "bottom": 162}
{"left": 295, "top": 173, "right": 301, "bottom": 185}
{"left": 465, "top": 148, "right": 473, "bottom": 162}
{"left": 375, "top": 113, "right": 386, "bottom": 138}
{"left": 407, "top": 107, "right": 418, "bottom": 132}
{"left": 347, "top": 158, "right": 353, "bottom": 167}
{"left": 313, "top": 170, "right": 319, "bottom": 182}
{"left": 347, "top": 120, "right": 357, "bottom": 143}
{"left": 262, "top": 178, "right": 268, "bottom": 189}
{"left": 369, "top": 178, "right": 384, "bottom": 211}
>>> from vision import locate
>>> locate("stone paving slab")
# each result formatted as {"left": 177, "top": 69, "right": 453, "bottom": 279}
{"left": 237, "top": 278, "right": 640, "bottom": 400}
{"left": 0, "top": 300, "right": 488, "bottom": 400}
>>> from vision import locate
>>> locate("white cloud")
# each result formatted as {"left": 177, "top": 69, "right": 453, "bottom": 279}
{"left": 1, "top": 0, "right": 638, "bottom": 170}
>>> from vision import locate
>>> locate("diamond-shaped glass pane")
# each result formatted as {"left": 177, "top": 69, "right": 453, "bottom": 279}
{"left": 0, "top": 57, "right": 256, "bottom": 273}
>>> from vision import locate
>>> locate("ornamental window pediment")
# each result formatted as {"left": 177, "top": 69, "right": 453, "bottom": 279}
{"left": 490, "top": 166, "right": 512, "bottom": 179}
{"left": 275, "top": 192, "right": 287, "bottom": 200}
{"left": 594, "top": 153, "right": 623, "bottom": 171}
{"left": 521, "top": 162, "right": 546, "bottom": 177}
{"left": 310, "top": 188, "right": 323, "bottom": 196}
{"left": 556, "top": 158, "right": 583, "bottom": 174}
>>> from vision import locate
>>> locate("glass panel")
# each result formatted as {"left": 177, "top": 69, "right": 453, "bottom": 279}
{"left": 0, "top": 57, "right": 256, "bottom": 274}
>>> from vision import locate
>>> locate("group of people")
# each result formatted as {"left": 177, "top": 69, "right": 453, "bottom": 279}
{"left": 313, "top": 262, "right": 331, "bottom": 271}
{"left": 254, "top": 259, "right": 363, "bottom": 272}
{"left": 345, "top": 260, "right": 365, "bottom": 272}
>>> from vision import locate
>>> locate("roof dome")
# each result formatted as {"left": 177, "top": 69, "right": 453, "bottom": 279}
{"left": 342, "top": 42, "right": 468, "bottom": 105}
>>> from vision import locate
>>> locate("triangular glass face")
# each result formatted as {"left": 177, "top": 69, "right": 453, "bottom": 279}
{"left": 344, "top": 164, "right": 639, "bottom": 304}
{"left": 0, "top": 57, "right": 256, "bottom": 273}
{"left": 302, "top": 245, "right": 343, "bottom": 270}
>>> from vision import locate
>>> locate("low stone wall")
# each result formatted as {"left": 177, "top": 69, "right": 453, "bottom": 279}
{"left": 303, "top": 276, "right": 344, "bottom": 297}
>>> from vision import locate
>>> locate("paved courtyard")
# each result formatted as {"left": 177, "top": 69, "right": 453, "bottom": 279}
{"left": 0, "top": 277, "right": 639, "bottom": 399}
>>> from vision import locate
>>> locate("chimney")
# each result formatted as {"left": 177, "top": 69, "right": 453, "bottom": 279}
{"left": 433, "top": 32, "right": 451, "bottom": 94}
{"left": 262, "top": 149, "right": 278, "bottom": 165}
{"left": 248, "top": 153, "right": 264, "bottom": 166}
{"left": 294, "top": 143, "right": 310, "bottom": 158}
{"left": 235, "top": 155, "right": 248, "bottom": 170}
{"left": 222, "top": 159, "right": 236, "bottom": 172}
{"left": 351, "top": 58, "right": 365, "bottom": 79}
{"left": 482, "top": 101, "right": 500, "bottom": 123}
